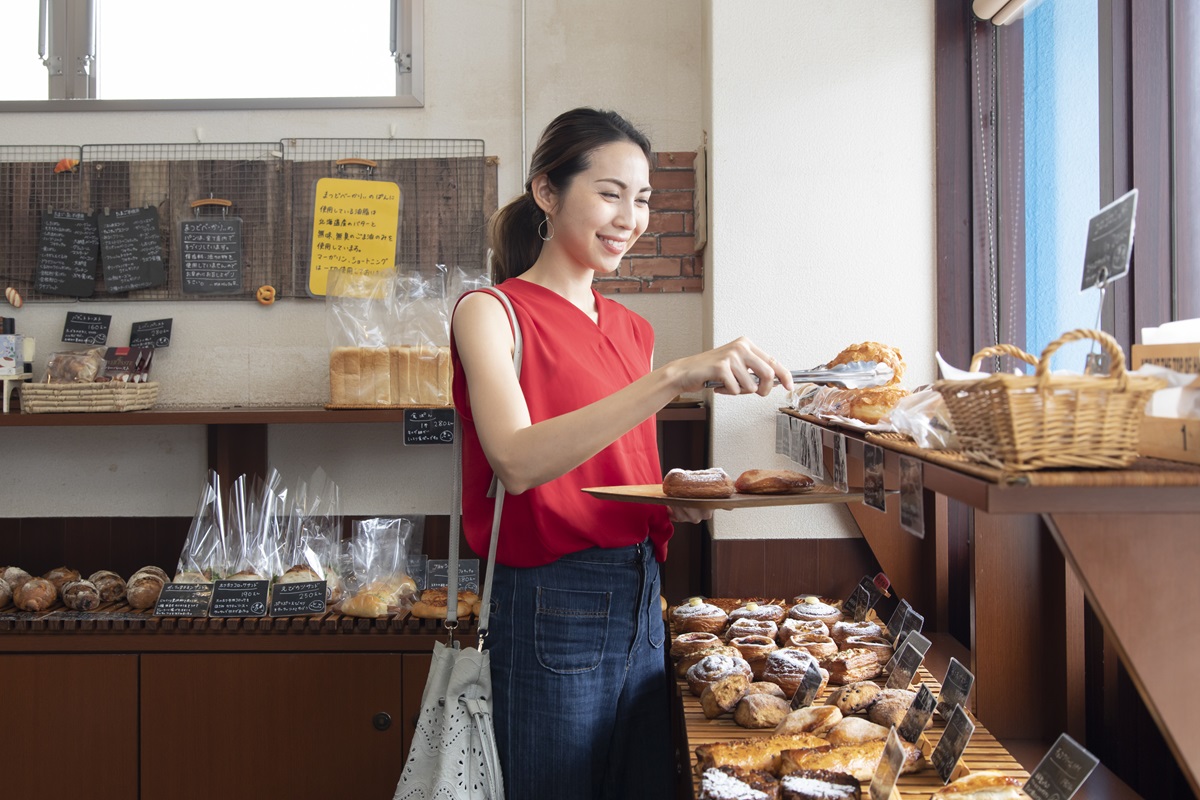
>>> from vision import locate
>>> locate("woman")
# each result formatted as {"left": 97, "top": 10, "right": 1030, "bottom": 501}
{"left": 450, "top": 107, "right": 793, "bottom": 799}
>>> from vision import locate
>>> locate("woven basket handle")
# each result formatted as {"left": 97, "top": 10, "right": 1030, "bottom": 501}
{"left": 1034, "top": 328, "right": 1128, "bottom": 388}
{"left": 968, "top": 343, "right": 1037, "bottom": 373}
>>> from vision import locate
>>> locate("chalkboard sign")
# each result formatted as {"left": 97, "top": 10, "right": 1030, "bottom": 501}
{"left": 885, "top": 641, "right": 925, "bottom": 689}
{"left": 404, "top": 408, "right": 455, "bottom": 445}
{"left": 268, "top": 580, "right": 327, "bottom": 617}
{"left": 130, "top": 318, "right": 173, "bottom": 349}
{"left": 180, "top": 217, "right": 243, "bottom": 294}
{"left": 98, "top": 207, "right": 166, "bottom": 293}
{"left": 937, "top": 658, "right": 975, "bottom": 719}
{"left": 35, "top": 210, "right": 100, "bottom": 297}
{"left": 842, "top": 584, "right": 871, "bottom": 622}
{"left": 931, "top": 704, "right": 976, "bottom": 784}
{"left": 892, "top": 607, "right": 925, "bottom": 649}
{"left": 789, "top": 661, "right": 825, "bottom": 710}
{"left": 153, "top": 583, "right": 213, "bottom": 617}
{"left": 1023, "top": 733, "right": 1100, "bottom": 800}
{"left": 863, "top": 442, "right": 886, "bottom": 511}
{"left": 898, "top": 683, "right": 936, "bottom": 743}
{"left": 209, "top": 579, "right": 270, "bottom": 617}
{"left": 62, "top": 312, "right": 112, "bottom": 345}
{"left": 887, "top": 630, "right": 932, "bottom": 674}
{"left": 1081, "top": 188, "right": 1137, "bottom": 291}
{"left": 869, "top": 727, "right": 906, "bottom": 800}
{"left": 425, "top": 558, "right": 479, "bottom": 593}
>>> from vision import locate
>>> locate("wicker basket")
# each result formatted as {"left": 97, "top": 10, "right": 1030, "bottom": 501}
{"left": 19, "top": 381, "right": 159, "bottom": 414}
{"left": 933, "top": 329, "right": 1165, "bottom": 472}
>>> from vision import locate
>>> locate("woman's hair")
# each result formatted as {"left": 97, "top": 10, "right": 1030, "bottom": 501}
{"left": 488, "top": 107, "right": 652, "bottom": 282}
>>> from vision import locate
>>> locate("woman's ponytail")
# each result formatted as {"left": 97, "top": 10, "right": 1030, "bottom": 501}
{"left": 488, "top": 192, "right": 544, "bottom": 283}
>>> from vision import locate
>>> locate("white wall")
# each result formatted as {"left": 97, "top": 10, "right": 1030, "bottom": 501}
{"left": 704, "top": 0, "right": 937, "bottom": 539}
{"left": 1, "top": 0, "right": 704, "bottom": 516}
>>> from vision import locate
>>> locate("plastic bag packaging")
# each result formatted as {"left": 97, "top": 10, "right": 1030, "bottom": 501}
{"left": 888, "top": 389, "right": 961, "bottom": 450}
{"left": 43, "top": 347, "right": 106, "bottom": 383}
{"left": 175, "top": 470, "right": 226, "bottom": 582}
{"left": 295, "top": 467, "right": 345, "bottom": 603}
{"left": 224, "top": 468, "right": 285, "bottom": 581}
{"left": 340, "top": 517, "right": 417, "bottom": 618}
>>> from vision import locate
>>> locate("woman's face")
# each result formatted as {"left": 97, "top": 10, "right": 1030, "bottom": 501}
{"left": 538, "top": 140, "right": 652, "bottom": 276}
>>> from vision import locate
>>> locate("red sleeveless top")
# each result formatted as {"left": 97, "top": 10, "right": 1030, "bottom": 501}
{"left": 450, "top": 278, "right": 672, "bottom": 567}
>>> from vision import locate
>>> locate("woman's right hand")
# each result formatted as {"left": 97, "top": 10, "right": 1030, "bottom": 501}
{"left": 670, "top": 337, "right": 794, "bottom": 397}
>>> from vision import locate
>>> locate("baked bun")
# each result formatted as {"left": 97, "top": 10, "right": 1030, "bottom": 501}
{"left": 15, "top": 577, "right": 57, "bottom": 611}
{"left": 126, "top": 570, "right": 165, "bottom": 609}
{"left": 826, "top": 681, "right": 881, "bottom": 715}
{"left": 735, "top": 469, "right": 814, "bottom": 494}
{"left": 62, "top": 579, "right": 101, "bottom": 611}
{"left": 0, "top": 578, "right": 11, "bottom": 609}
{"left": 276, "top": 565, "right": 322, "bottom": 584}
{"left": 774, "top": 705, "right": 843, "bottom": 737}
{"left": 825, "top": 716, "right": 890, "bottom": 746}
{"left": 729, "top": 601, "right": 786, "bottom": 624}
{"left": 867, "top": 688, "right": 919, "bottom": 729}
{"left": 700, "top": 672, "right": 751, "bottom": 720}
{"left": 135, "top": 566, "right": 171, "bottom": 584}
{"left": 789, "top": 596, "right": 843, "bottom": 625}
{"left": 410, "top": 587, "right": 470, "bottom": 620}
{"left": 672, "top": 597, "right": 729, "bottom": 634}
{"left": 725, "top": 618, "right": 779, "bottom": 643}
{"left": 662, "top": 467, "right": 735, "bottom": 499}
{"left": 226, "top": 569, "right": 267, "bottom": 581}
{"left": 826, "top": 341, "right": 906, "bottom": 386}
{"left": 830, "top": 620, "right": 882, "bottom": 646}
{"left": 341, "top": 590, "right": 390, "bottom": 618}
{"left": 687, "top": 654, "right": 753, "bottom": 697}
{"left": 761, "top": 647, "right": 828, "bottom": 697}
{"left": 932, "top": 771, "right": 1031, "bottom": 798}
{"left": 742, "top": 681, "right": 787, "bottom": 699}
{"left": 87, "top": 570, "right": 126, "bottom": 602}
{"left": 173, "top": 570, "right": 210, "bottom": 584}
{"left": 830, "top": 386, "right": 911, "bottom": 425}
{"left": 670, "top": 631, "right": 721, "bottom": 661}
{"left": 734, "top": 693, "right": 792, "bottom": 729}
{"left": 2, "top": 567, "right": 33, "bottom": 594}
{"left": 729, "top": 635, "right": 778, "bottom": 679}
{"left": 43, "top": 566, "right": 81, "bottom": 593}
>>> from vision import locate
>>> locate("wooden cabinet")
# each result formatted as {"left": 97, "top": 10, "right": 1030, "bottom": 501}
{"left": 1, "top": 654, "right": 138, "bottom": 797}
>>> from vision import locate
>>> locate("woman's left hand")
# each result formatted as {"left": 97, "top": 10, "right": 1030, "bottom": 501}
{"left": 668, "top": 505, "right": 713, "bottom": 524}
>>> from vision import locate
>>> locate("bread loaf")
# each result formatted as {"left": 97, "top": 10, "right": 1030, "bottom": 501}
{"left": 825, "top": 716, "right": 890, "bottom": 746}
{"left": 135, "top": 565, "right": 170, "bottom": 583}
{"left": 43, "top": 566, "right": 81, "bottom": 594}
{"left": 734, "top": 693, "right": 792, "bottom": 729}
{"left": 773, "top": 705, "right": 842, "bottom": 737}
{"left": 826, "top": 681, "right": 881, "bottom": 715}
{"left": 15, "top": 577, "right": 57, "bottom": 611}
{"left": 699, "top": 766, "right": 780, "bottom": 800}
{"left": 734, "top": 469, "right": 814, "bottom": 495}
{"left": 931, "top": 770, "right": 1030, "bottom": 798}
{"left": 778, "top": 739, "right": 921, "bottom": 782}
{"left": 62, "top": 579, "right": 101, "bottom": 611}
{"left": 126, "top": 570, "right": 165, "bottom": 609}
{"left": 276, "top": 565, "right": 321, "bottom": 584}
{"left": 694, "top": 732, "right": 828, "bottom": 776}
{"left": 88, "top": 570, "right": 127, "bottom": 602}
{"left": 2, "top": 567, "right": 32, "bottom": 594}
{"left": 410, "top": 587, "right": 470, "bottom": 620}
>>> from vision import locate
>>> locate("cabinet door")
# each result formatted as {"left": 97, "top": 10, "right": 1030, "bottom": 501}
{"left": 1, "top": 654, "right": 138, "bottom": 797}
{"left": 140, "top": 653, "right": 404, "bottom": 800}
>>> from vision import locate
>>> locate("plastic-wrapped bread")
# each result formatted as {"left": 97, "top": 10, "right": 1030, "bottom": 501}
{"left": 276, "top": 565, "right": 322, "bottom": 585}
{"left": 62, "top": 579, "right": 101, "bottom": 611}
{"left": 341, "top": 589, "right": 390, "bottom": 618}
{"left": 15, "top": 578, "right": 57, "bottom": 611}
{"left": 88, "top": 570, "right": 128, "bottom": 602}
{"left": 126, "top": 569, "right": 165, "bottom": 609}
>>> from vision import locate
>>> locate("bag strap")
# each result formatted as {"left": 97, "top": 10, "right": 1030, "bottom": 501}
{"left": 446, "top": 286, "right": 522, "bottom": 648}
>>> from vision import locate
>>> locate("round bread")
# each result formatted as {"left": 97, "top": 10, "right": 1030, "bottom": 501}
{"left": 410, "top": 587, "right": 470, "bottom": 620}
{"left": 0, "top": 578, "right": 12, "bottom": 609}
{"left": 733, "top": 693, "right": 791, "bottom": 729}
{"left": 826, "top": 716, "right": 891, "bottom": 746}
{"left": 774, "top": 705, "right": 843, "bottom": 737}
{"left": 832, "top": 385, "right": 911, "bottom": 425}
{"left": 43, "top": 566, "right": 81, "bottom": 593}
{"left": 760, "top": 647, "right": 828, "bottom": 697}
{"left": 134, "top": 565, "right": 170, "bottom": 584}
{"left": 742, "top": 681, "right": 787, "bottom": 699}
{"left": 662, "top": 467, "right": 735, "bottom": 499}
{"left": 826, "top": 341, "right": 906, "bottom": 386}
{"left": 868, "top": 688, "right": 919, "bottom": 728}
{"left": 778, "top": 618, "right": 829, "bottom": 643}
{"left": 88, "top": 570, "right": 127, "bottom": 602}
{"left": 734, "top": 469, "right": 814, "bottom": 494}
{"left": 15, "top": 577, "right": 57, "bottom": 611}
{"left": 784, "top": 633, "right": 839, "bottom": 659}
{"left": 831, "top": 619, "right": 883, "bottom": 646}
{"left": 126, "top": 572, "right": 165, "bottom": 609}
{"left": 729, "top": 635, "right": 778, "bottom": 679}
{"left": 670, "top": 631, "right": 721, "bottom": 661}
{"left": 672, "top": 598, "right": 729, "bottom": 634}
{"left": 62, "top": 579, "right": 101, "bottom": 611}
{"left": 725, "top": 618, "right": 778, "bottom": 643}
{"left": 827, "top": 680, "right": 882, "bottom": 714}
{"left": 687, "top": 654, "right": 753, "bottom": 697}
{"left": 846, "top": 634, "right": 894, "bottom": 664}
{"left": 2, "top": 567, "right": 33, "bottom": 594}
{"left": 789, "top": 596, "right": 843, "bottom": 625}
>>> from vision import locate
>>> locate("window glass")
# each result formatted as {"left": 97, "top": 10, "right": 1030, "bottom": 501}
{"left": 1023, "top": 0, "right": 1102, "bottom": 370}
{"left": 0, "top": 2, "right": 46, "bottom": 101}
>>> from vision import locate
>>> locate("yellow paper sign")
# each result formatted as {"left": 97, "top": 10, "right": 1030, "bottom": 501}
{"left": 308, "top": 177, "right": 402, "bottom": 296}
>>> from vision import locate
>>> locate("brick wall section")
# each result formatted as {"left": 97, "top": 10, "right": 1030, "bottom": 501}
{"left": 594, "top": 151, "right": 703, "bottom": 294}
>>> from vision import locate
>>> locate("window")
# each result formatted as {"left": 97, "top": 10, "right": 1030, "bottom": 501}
{"left": 0, "top": 0, "right": 423, "bottom": 110}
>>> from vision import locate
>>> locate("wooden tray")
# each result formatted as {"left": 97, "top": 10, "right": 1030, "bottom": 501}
{"left": 583, "top": 482, "right": 863, "bottom": 510}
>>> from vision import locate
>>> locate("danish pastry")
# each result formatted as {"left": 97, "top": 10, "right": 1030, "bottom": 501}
{"left": 778, "top": 618, "right": 829, "bottom": 643}
{"left": 675, "top": 645, "right": 740, "bottom": 679}
{"left": 734, "top": 469, "right": 814, "bottom": 494}
{"left": 819, "top": 648, "right": 882, "bottom": 685}
{"left": 844, "top": 634, "right": 893, "bottom": 664}
{"left": 761, "top": 648, "right": 828, "bottom": 698}
{"left": 672, "top": 597, "right": 729, "bottom": 634}
{"left": 687, "top": 653, "right": 754, "bottom": 697}
{"left": 729, "top": 601, "right": 786, "bottom": 624}
{"left": 726, "top": 618, "right": 779, "bottom": 643}
{"left": 825, "top": 341, "right": 906, "bottom": 386}
{"left": 783, "top": 633, "right": 838, "bottom": 660}
{"left": 662, "top": 467, "right": 735, "bottom": 499}
{"left": 830, "top": 620, "right": 882, "bottom": 646}
{"left": 788, "top": 597, "right": 842, "bottom": 626}
{"left": 671, "top": 631, "right": 722, "bottom": 661}
{"left": 730, "top": 635, "right": 778, "bottom": 679}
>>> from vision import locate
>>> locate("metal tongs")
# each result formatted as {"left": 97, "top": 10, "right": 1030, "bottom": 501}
{"left": 704, "top": 360, "right": 894, "bottom": 390}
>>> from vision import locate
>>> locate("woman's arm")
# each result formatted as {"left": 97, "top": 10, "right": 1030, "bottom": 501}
{"left": 453, "top": 290, "right": 792, "bottom": 494}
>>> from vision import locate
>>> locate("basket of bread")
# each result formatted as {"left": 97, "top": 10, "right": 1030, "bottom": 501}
{"left": 932, "top": 329, "right": 1165, "bottom": 472}
{"left": 20, "top": 346, "right": 158, "bottom": 413}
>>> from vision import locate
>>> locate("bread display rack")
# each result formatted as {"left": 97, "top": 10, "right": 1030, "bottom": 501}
{"left": 18, "top": 380, "right": 159, "bottom": 413}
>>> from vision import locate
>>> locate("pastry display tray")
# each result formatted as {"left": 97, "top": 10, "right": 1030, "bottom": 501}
{"left": 583, "top": 483, "right": 863, "bottom": 511}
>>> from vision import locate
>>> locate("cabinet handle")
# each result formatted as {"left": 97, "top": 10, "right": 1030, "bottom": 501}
{"left": 373, "top": 712, "right": 393, "bottom": 731}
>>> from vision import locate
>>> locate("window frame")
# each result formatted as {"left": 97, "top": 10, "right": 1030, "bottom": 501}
{"left": 0, "top": 0, "right": 424, "bottom": 112}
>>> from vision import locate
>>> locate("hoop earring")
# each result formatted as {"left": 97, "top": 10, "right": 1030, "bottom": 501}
{"left": 538, "top": 215, "right": 555, "bottom": 242}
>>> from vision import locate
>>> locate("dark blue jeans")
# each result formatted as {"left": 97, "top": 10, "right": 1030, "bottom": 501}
{"left": 485, "top": 539, "right": 675, "bottom": 799}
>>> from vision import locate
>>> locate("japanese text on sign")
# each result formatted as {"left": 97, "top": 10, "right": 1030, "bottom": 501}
{"left": 308, "top": 177, "right": 401, "bottom": 296}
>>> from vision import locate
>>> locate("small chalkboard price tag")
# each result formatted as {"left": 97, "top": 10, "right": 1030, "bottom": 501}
{"left": 425, "top": 559, "right": 479, "bottom": 593}
{"left": 898, "top": 683, "right": 936, "bottom": 743}
{"left": 181, "top": 217, "right": 243, "bottom": 294}
{"left": 1081, "top": 188, "right": 1138, "bottom": 291}
{"left": 831, "top": 431, "right": 848, "bottom": 493}
{"left": 886, "top": 599, "right": 912, "bottom": 639}
{"left": 899, "top": 455, "right": 925, "bottom": 538}
{"left": 788, "top": 415, "right": 802, "bottom": 464}
{"left": 404, "top": 408, "right": 455, "bottom": 446}
{"left": 209, "top": 579, "right": 270, "bottom": 617}
{"left": 891, "top": 607, "right": 926, "bottom": 650}
{"left": 886, "top": 630, "right": 932, "bottom": 674}
{"left": 863, "top": 442, "right": 886, "bottom": 511}
{"left": 130, "top": 318, "right": 172, "bottom": 349}
{"left": 886, "top": 641, "right": 926, "bottom": 689}
{"left": 869, "top": 727, "right": 907, "bottom": 800}
{"left": 843, "top": 584, "right": 871, "bottom": 623}
{"left": 98, "top": 207, "right": 167, "bottom": 293}
{"left": 268, "top": 580, "right": 328, "bottom": 617}
{"left": 1023, "top": 733, "right": 1100, "bottom": 800}
{"left": 937, "top": 658, "right": 975, "bottom": 719}
{"left": 153, "top": 582, "right": 213, "bottom": 617}
{"left": 62, "top": 312, "right": 112, "bottom": 345}
{"left": 35, "top": 210, "right": 100, "bottom": 297}
{"left": 931, "top": 704, "right": 976, "bottom": 784}
{"left": 790, "top": 661, "right": 825, "bottom": 710}
{"left": 808, "top": 423, "right": 825, "bottom": 480}
{"left": 775, "top": 413, "right": 789, "bottom": 456}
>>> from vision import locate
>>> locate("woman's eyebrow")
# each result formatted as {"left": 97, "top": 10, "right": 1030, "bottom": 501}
{"left": 596, "top": 177, "right": 653, "bottom": 193}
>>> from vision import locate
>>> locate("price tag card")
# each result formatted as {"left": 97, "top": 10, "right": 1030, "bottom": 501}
{"left": 425, "top": 559, "right": 480, "bottom": 593}
{"left": 831, "top": 431, "right": 848, "bottom": 493}
{"left": 1023, "top": 733, "right": 1100, "bottom": 800}
{"left": 153, "top": 582, "right": 213, "bottom": 617}
{"left": 937, "top": 658, "right": 975, "bottom": 719}
{"left": 873, "top": 573, "right": 891, "bottom": 596}
{"left": 790, "top": 661, "right": 825, "bottom": 710}
{"left": 863, "top": 442, "right": 886, "bottom": 511}
{"left": 787, "top": 415, "right": 802, "bottom": 464}
{"left": 899, "top": 455, "right": 925, "bottom": 538}
{"left": 403, "top": 408, "right": 455, "bottom": 446}
{"left": 808, "top": 423, "right": 826, "bottom": 480}
{"left": 794, "top": 419, "right": 814, "bottom": 475}
{"left": 776, "top": 413, "right": 789, "bottom": 456}
{"left": 869, "top": 727, "right": 907, "bottom": 800}
{"left": 842, "top": 584, "right": 871, "bottom": 623}
{"left": 1081, "top": 188, "right": 1137, "bottom": 291}
{"left": 886, "top": 599, "right": 912, "bottom": 639}
{"left": 898, "top": 683, "right": 936, "bottom": 743}
{"left": 209, "top": 579, "right": 270, "bottom": 618}
{"left": 130, "top": 318, "right": 172, "bottom": 349}
{"left": 931, "top": 704, "right": 976, "bottom": 784}
{"left": 886, "top": 630, "right": 931, "bottom": 674}
{"left": 885, "top": 641, "right": 926, "bottom": 689}
{"left": 268, "top": 580, "right": 328, "bottom": 617}
{"left": 62, "top": 311, "right": 112, "bottom": 346}
{"left": 891, "top": 608, "right": 926, "bottom": 650}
